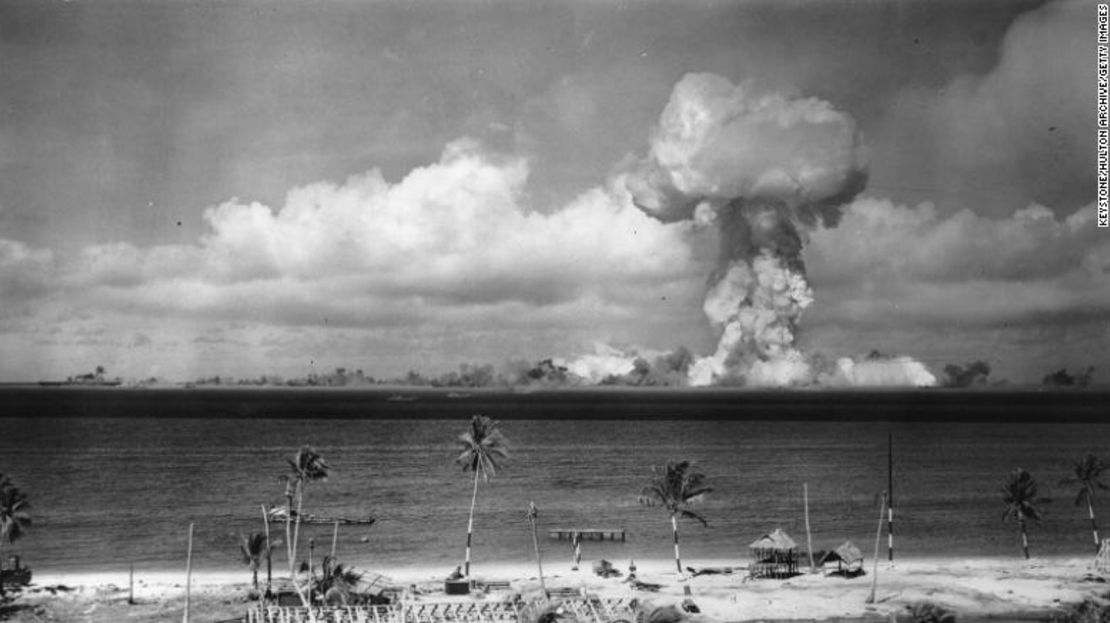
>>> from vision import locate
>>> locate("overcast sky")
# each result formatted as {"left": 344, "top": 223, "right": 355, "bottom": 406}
{"left": 0, "top": 0, "right": 1102, "bottom": 384}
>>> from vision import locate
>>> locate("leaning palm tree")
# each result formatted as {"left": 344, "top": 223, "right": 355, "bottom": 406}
{"left": 1002, "top": 468, "right": 1047, "bottom": 560}
{"left": 0, "top": 474, "right": 31, "bottom": 599}
{"left": 455, "top": 415, "right": 509, "bottom": 578}
{"left": 280, "top": 446, "right": 330, "bottom": 605}
{"left": 638, "top": 460, "right": 711, "bottom": 574}
{"left": 239, "top": 533, "right": 271, "bottom": 593}
{"left": 1060, "top": 454, "right": 1108, "bottom": 552}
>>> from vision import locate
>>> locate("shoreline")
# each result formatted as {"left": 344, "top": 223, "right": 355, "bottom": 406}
{"left": 11, "top": 556, "right": 1106, "bottom": 623}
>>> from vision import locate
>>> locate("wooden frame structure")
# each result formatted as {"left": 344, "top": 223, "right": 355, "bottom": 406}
{"left": 247, "top": 597, "right": 635, "bottom": 623}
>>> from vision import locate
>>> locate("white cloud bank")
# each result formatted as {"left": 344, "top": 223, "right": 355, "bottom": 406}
{"left": 806, "top": 197, "right": 1110, "bottom": 329}
{"left": 0, "top": 140, "right": 711, "bottom": 380}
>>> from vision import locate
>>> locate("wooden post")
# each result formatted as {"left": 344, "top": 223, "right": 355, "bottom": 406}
{"left": 804, "top": 483, "right": 815, "bottom": 573}
{"left": 888, "top": 431, "right": 895, "bottom": 564}
{"left": 331, "top": 520, "right": 339, "bottom": 561}
{"left": 866, "top": 492, "right": 886, "bottom": 604}
{"left": 308, "top": 538, "right": 315, "bottom": 605}
{"left": 261, "top": 504, "right": 272, "bottom": 596}
{"left": 129, "top": 562, "right": 135, "bottom": 605}
{"left": 183, "top": 522, "right": 194, "bottom": 623}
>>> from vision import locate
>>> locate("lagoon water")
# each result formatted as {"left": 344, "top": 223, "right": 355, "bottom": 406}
{"left": 1, "top": 386, "right": 1107, "bottom": 576}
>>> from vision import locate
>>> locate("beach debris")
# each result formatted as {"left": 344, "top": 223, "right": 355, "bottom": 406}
{"left": 685, "top": 565, "right": 733, "bottom": 577}
{"left": 629, "top": 599, "right": 686, "bottom": 623}
{"left": 680, "top": 586, "right": 699, "bottom": 614}
{"left": 593, "top": 559, "right": 623, "bottom": 579}
{"left": 906, "top": 601, "right": 957, "bottom": 623}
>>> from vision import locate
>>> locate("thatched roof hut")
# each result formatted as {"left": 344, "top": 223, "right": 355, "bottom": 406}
{"left": 818, "top": 541, "right": 863, "bottom": 570}
{"left": 749, "top": 529, "right": 797, "bottom": 553}
{"left": 748, "top": 528, "right": 799, "bottom": 579}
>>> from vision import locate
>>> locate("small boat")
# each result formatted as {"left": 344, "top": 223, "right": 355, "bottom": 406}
{"left": 266, "top": 506, "right": 376, "bottom": 526}
{"left": 386, "top": 394, "right": 418, "bottom": 402}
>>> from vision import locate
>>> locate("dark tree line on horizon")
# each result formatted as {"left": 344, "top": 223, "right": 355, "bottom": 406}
{"left": 111, "top": 356, "right": 1099, "bottom": 390}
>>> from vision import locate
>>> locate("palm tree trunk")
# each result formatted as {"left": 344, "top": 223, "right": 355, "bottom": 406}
{"left": 1088, "top": 496, "right": 1101, "bottom": 552}
{"left": 1020, "top": 516, "right": 1030, "bottom": 560}
{"left": 293, "top": 483, "right": 310, "bottom": 606}
{"left": 0, "top": 539, "right": 6, "bottom": 598}
{"left": 464, "top": 467, "right": 481, "bottom": 578}
{"left": 285, "top": 491, "right": 295, "bottom": 580}
{"left": 528, "top": 502, "right": 547, "bottom": 596}
{"left": 671, "top": 514, "right": 682, "bottom": 574}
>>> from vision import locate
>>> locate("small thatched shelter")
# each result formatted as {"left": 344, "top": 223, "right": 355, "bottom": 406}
{"left": 817, "top": 541, "right": 864, "bottom": 576}
{"left": 748, "top": 528, "right": 799, "bottom": 579}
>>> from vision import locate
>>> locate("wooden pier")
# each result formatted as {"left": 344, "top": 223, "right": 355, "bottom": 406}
{"left": 547, "top": 528, "right": 625, "bottom": 542}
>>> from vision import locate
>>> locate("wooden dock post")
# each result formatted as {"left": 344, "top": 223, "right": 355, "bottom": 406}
{"left": 183, "top": 522, "right": 194, "bottom": 623}
{"left": 804, "top": 483, "right": 815, "bottom": 573}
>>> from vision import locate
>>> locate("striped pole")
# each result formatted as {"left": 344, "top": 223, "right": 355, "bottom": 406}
{"left": 1089, "top": 498, "right": 1101, "bottom": 552}
{"left": 887, "top": 431, "right": 894, "bottom": 563}
{"left": 464, "top": 467, "right": 480, "bottom": 578}
{"left": 672, "top": 514, "right": 682, "bottom": 574}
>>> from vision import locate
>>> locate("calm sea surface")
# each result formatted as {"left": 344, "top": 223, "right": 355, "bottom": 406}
{"left": 0, "top": 387, "right": 1107, "bottom": 577}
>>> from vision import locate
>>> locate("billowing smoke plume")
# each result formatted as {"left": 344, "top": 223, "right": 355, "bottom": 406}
{"left": 825, "top": 355, "right": 937, "bottom": 388}
{"left": 627, "top": 73, "right": 869, "bottom": 386}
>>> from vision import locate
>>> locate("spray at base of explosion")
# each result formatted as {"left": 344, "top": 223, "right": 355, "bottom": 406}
{"left": 610, "top": 72, "right": 935, "bottom": 388}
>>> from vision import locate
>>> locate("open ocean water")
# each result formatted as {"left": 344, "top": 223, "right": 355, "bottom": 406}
{"left": 0, "top": 386, "right": 1107, "bottom": 577}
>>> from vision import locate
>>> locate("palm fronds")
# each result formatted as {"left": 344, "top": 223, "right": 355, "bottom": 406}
{"left": 288, "top": 446, "right": 331, "bottom": 484}
{"left": 455, "top": 415, "right": 509, "bottom": 480}
{"left": 1002, "top": 468, "right": 1047, "bottom": 522}
{"left": 638, "top": 460, "right": 711, "bottom": 519}
{"left": 0, "top": 474, "right": 31, "bottom": 545}
{"left": 1061, "top": 454, "right": 1109, "bottom": 507}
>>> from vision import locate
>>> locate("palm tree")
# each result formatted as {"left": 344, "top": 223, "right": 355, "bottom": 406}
{"left": 280, "top": 445, "right": 330, "bottom": 604}
{"left": 239, "top": 533, "right": 271, "bottom": 592}
{"left": 317, "top": 555, "right": 364, "bottom": 605}
{"left": 455, "top": 414, "right": 509, "bottom": 578}
{"left": 1060, "top": 454, "right": 1108, "bottom": 552}
{"left": 0, "top": 474, "right": 31, "bottom": 598}
{"left": 1002, "top": 468, "right": 1047, "bottom": 559}
{"left": 638, "top": 460, "right": 711, "bottom": 574}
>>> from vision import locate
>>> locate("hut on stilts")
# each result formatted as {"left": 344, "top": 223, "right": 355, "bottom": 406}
{"left": 817, "top": 541, "right": 864, "bottom": 576}
{"left": 748, "top": 528, "right": 799, "bottom": 579}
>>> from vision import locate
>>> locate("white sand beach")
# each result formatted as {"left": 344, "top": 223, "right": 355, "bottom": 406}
{"left": 7, "top": 556, "right": 1107, "bottom": 622}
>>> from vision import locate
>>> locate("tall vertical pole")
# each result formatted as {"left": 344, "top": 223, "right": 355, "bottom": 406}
{"left": 261, "top": 505, "right": 272, "bottom": 596}
{"left": 804, "top": 483, "right": 815, "bottom": 573}
{"left": 887, "top": 430, "right": 894, "bottom": 563}
{"left": 183, "top": 522, "right": 194, "bottom": 623}
{"left": 331, "top": 520, "right": 339, "bottom": 561}
{"left": 867, "top": 492, "right": 886, "bottom": 604}
{"left": 129, "top": 562, "right": 135, "bottom": 605}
